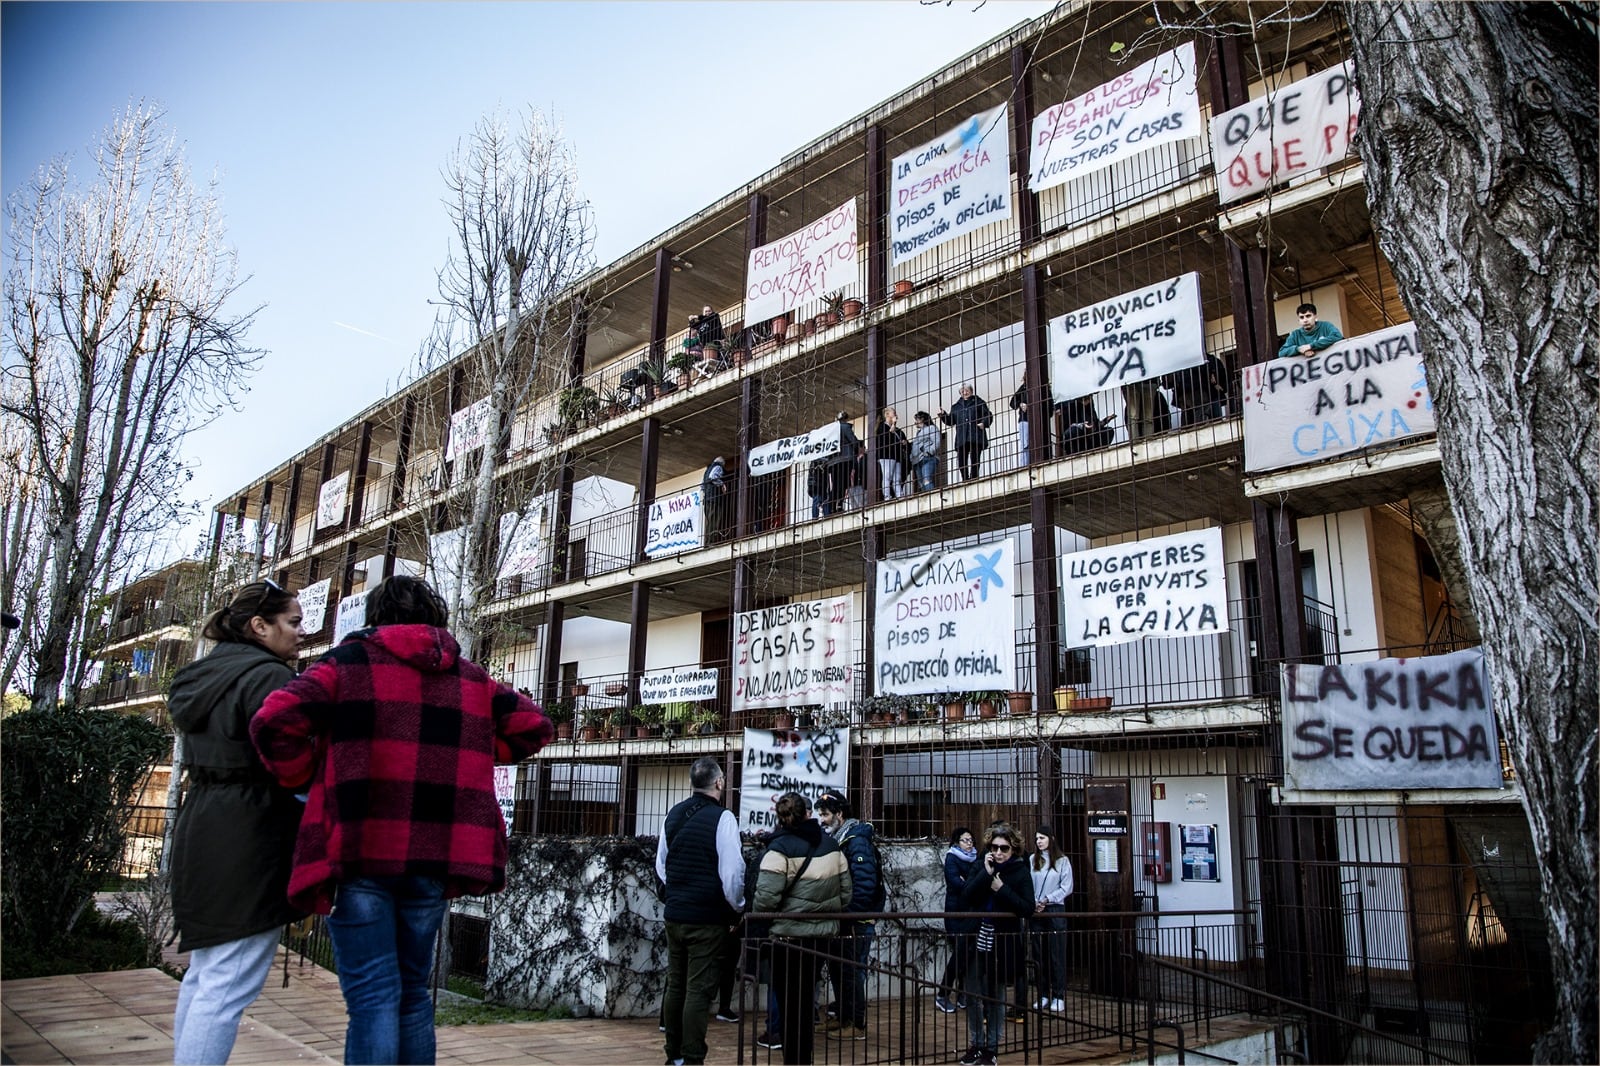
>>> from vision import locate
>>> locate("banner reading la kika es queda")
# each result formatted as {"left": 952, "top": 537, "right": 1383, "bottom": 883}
{"left": 1062, "top": 527, "right": 1227, "bottom": 648}
{"left": 1280, "top": 647, "right": 1501, "bottom": 793}
{"left": 1029, "top": 42, "right": 1202, "bottom": 194}
{"left": 891, "top": 103, "right": 1011, "bottom": 266}
{"left": 732, "top": 595, "right": 853, "bottom": 711}
{"left": 1048, "top": 272, "right": 1204, "bottom": 403}
{"left": 744, "top": 199, "right": 858, "bottom": 325}
{"left": 1240, "top": 322, "right": 1432, "bottom": 472}
{"left": 739, "top": 726, "right": 851, "bottom": 833}
{"left": 1210, "top": 61, "right": 1360, "bottom": 206}
{"left": 874, "top": 539, "right": 1016, "bottom": 696}
{"left": 643, "top": 488, "right": 703, "bottom": 559}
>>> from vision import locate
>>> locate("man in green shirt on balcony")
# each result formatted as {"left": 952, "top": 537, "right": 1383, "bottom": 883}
{"left": 1277, "top": 302, "right": 1344, "bottom": 357}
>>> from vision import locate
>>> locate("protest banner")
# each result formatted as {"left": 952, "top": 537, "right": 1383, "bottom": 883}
{"left": 874, "top": 539, "right": 1016, "bottom": 696}
{"left": 446, "top": 396, "right": 492, "bottom": 461}
{"left": 744, "top": 199, "right": 858, "bottom": 324}
{"left": 747, "top": 421, "right": 842, "bottom": 477}
{"left": 1210, "top": 61, "right": 1360, "bottom": 206}
{"left": 315, "top": 470, "right": 349, "bottom": 530}
{"left": 891, "top": 104, "right": 1012, "bottom": 266}
{"left": 498, "top": 507, "right": 545, "bottom": 579}
{"left": 640, "top": 666, "right": 719, "bottom": 704}
{"left": 1048, "top": 273, "right": 1204, "bottom": 402}
{"left": 1281, "top": 648, "right": 1500, "bottom": 793}
{"left": 1240, "top": 323, "right": 1431, "bottom": 473}
{"left": 427, "top": 528, "right": 465, "bottom": 609}
{"left": 1029, "top": 42, "right": 1201, "bottom": 194}
{"left": 738, "top": 726, "right": 851, "bottom": 833}
{"left": 332, "top": 593, "right": 367, "bottom": 645}
{"left": 297, "top": 578, "right": 332, "bottom": 637}
{"left": 732, "top": 595, "right": 854, "bottom": 711}
{"left": 644, "top": 489, "right": 704, "bottom": 559}
{"left": 1063, "top": 527, "right": 1226, "bottom": 648}
{"left": 492, "top": 766, "right": 516, "bottom": 836}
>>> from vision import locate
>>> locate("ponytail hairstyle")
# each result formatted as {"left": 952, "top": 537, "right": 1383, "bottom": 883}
{"left": 202, "top": 579, "right": 296, "bottom": 645}
{"left": 364, "top": 574, "right": 449, "bottom": 628}
{"left": 1032, "top": 825, "right": 1064, "bottom": 871}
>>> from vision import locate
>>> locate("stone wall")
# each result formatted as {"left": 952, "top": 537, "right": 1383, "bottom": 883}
{"left": 487, "top": 835, "right": 954, "bottom": 1017}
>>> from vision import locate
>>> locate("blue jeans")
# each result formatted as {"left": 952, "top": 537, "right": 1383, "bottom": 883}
{"left": 965, "top": 963, "right": 1006, "bottom": 1054}
{"left": 915, "top": 457, "right": 937, "bottom": 491}
{"left": 827, "top": 923, "right": 875, "bottom": 1026}
{"left": 173, "top": 927, "right": 281, "bottom": 1064}
{"left": 327, "top": 876, "right": 448, "bottom": 1065}
{"left": 1018, "top": 420, "right": 1030, "bottom": 465}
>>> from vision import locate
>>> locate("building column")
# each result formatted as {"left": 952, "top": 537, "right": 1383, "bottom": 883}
{"left": 313, "top": 441, "right": 337, "bottom": 546}
{"left": 1021, "top": 264, "right": 1052, "bottom": 463}
{"left": 548, "top": 457, "right": 576, "bottom": 585}
{"left": 1010, "top": 44, "right": 1041, "bottom": 246}
{"left": 865, "top": 126, "right": 888, "bottom": 305}
{"left": 1029, "top": 487, "right": 1061, "bottom": 704}
{"left": 390, "top": 396, "right": 415, "bottom": 514}
{"left": 648, "top": 248, "right": 672, "bottom": 378}
{"left": 633, "top": 418, "right": 662, "bottom": 563}
{"left": 735, "top": 377, "right": 762, "bottom": 538}
{"left": 1208, "top": 35, "right": 1275, "bottom": 372}
{"left": 865, "top": 325, "right": 885, "bottom": 502}
{"left": 252, "top": 480, "right": 273, "bottom": 581}
{"left": 861, "top": 526, "right": 885, "bottom": 707}
{"left": 539, "top": 601, "right": 566, "bottom": 710}
{"left": 348, "top": 420, "right": 373, "bottom": 530}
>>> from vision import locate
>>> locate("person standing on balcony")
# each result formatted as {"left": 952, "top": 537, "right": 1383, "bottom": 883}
{"left": 753, "top": 791, "right": 851, "bottom": 1066}
{"left": 655, "top": 757, "right": 744, "bottom": 1066}
{"left": 874, "top": 407, "right": 909, "bottom": 501}
{"left": 702, "top": 455, "right": 730, "bottom": 542}
{"left": 167, "top": 579, "right": 304, "bottom": 1066}
{"left": 250, "top": 575, "right": 553, "bottom": 1066}
{"left": 959, "top": 823, "right": 1034, "bottom": 1066}
{"left": 1009, "top": 382, "right": 1031, "bottom": 466}
{"left": 909, "top": 411, "right": 941, "bottom": 492}
{"left": 1025, "top": 827, "right": 1073, "bottom": 1013}
{"left": 939, "top": 385, "right": 993, "bottom": 482}
{"left": 826, "top": 412, "right": 860, "bottom": 514}
{"left": 1277, "top": 302, "right": 1343, "bottom": 358}
{"left": 1058, "top": 396, "right": 1114, "bottom": 455}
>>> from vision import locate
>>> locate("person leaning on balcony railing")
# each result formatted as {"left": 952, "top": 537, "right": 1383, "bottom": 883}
{"left": 1057, "top": 396, "right": 1115, "bottom": 456}
{"left": 165, "top": 578, "right": 305, "bottom": 1066}
{"left": 939, "top": 385, "right": 993, "bottom": 482}
{"left": 910, "top": 411, "right": 941, "bottom": 492}
{"left": 1277, "top": 302, "right": 1343, "bottom": 358}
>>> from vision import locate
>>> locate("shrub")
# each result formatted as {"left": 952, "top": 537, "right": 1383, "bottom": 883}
{"left": 1, "top": 706, "right": 167, "bottom": 958}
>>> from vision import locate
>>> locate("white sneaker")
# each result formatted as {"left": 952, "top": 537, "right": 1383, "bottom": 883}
{"left": 1033, "top": 997, "right": 1048, "bottom": 1009}
{"left": 1050, "top": 998, "right": 1064, "bottom": 1012}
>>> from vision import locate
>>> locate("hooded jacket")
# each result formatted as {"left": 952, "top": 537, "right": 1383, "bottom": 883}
{"left": 250, "top": 624, "right": 553, "bottom": 913}
{"left": 752, "top": 818, "right": 851, "bottom": 938}
{"left": 166, "top": 640, "right": 302, "bottom": 951}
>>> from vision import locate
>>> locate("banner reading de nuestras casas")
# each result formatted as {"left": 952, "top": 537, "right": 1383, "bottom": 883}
{"left": 1048, "top": 273, "right": 1204, "bottom": 403}
{"left": 745, "top": 199, "right": 858, "bottom": 324}
{"left": 1240, "top": 323, "right": 1431, "bottom": 473}
{"left": 1281, "top": 648, "right": 1500, "bottom": 793}
{"left": 891, "top": 104, "right": 1012, "bottom": 266}
{"left": 1029, "top": 42, "right": 1202, "bottom": 194}
{"left": 747, "top": 421, "right": 842, "bottom": 477}
{"left": 874, "top": 539, "right": 1016, "bottom": 696}
{"left": 732, "top": 595, "right": 853, "bottom": 711}
{"left": 1211, "top": 61, "right": 1359, "bottom": 206}
{"left": 739, "top": 726, "right": 851, "bottom": 833}
{"left": 1063, "top": 528, "right": 1227, "bottom": 648}
{"left": 644, "top": 489, "right": 704, "bottom": 559}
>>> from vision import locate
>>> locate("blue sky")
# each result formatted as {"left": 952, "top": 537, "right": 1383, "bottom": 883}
{"left": 3, "top": 0, "right": 1055, "bottom": 557}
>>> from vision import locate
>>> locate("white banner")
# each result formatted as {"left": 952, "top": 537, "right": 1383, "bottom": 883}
{"left": 498, "top": 509, "right": 545, "bottom": 580}
{"left": 747, "top": 421, "right": 842, "bottom": 477}
{"left": 640, "top": 666, "right": 719, "bottom": 704}
{"left": 428, "top": 528, "right": 465, "bottom": 611}
{"left": 1029, "top": 42, "right": 1202, "bottom": 193}
{"left": 738, "top": 727, "right": 851, "bottom": 833}
{"left": 492, "top": 765, "right": 516, "bottom": 837}
{"left": 1063, "top": 528, "right": 1227, "bottom": 648}
{"left": 315, "top": 471, "right": 349, "bottom": 530}
{"left": 733, "top": 596, "right": 854, "bottom": 711}
{"left": 874, "top": 540, "right": 1016, "bottom": 696}
{"left": 333, "top": 593, "right": 367, "bottom": 645}
{"left": 446, "top": 397, "right": 493, "bottom": 461}
{"left": 744, "top": 199, "right": 858, "bottom": 324}
{"left": 297, "top": 578, "right": 332, "bottom": 637}
{"left": 1211, "top": 61, "right": 1360, "bottom": 205}
{"left": 1048, "top": 273, "right": 1204, "bottom": 402}
{"left": 644, "top": 489, "right": 704, "bottom": 559}
{"left": 891, "top": 104, "right": 1012, "bottom": 266}
{"left": 1241, "top": 323, "right": 1431, "bottom": 472}
{"left": 1281, "top": 648, "right": 1500, "bottom": 792}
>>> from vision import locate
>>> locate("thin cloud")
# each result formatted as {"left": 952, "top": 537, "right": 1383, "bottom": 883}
{"left": 333, "top": 321, "right": 395, "bottom": 343}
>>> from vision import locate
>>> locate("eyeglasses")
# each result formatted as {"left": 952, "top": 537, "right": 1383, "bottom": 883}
{"left": 249, "top": 578, "right": 285, "bottom": 618}
{"left": 989, "top": 843, "right": 1012, "bottom": 853}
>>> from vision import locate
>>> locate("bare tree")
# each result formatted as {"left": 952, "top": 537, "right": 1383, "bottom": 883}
{"left": 425, "top": 107, "right": 597, "bottom": 660}
{"left": 1346, "top": 6, "right": 1597, "bottom": 1062}
{"left": 1, "top": 104, "right": 260, "bottom": 711}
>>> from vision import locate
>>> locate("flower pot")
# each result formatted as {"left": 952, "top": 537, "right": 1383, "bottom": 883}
{"left": 977, "top": 700, "right": 999, "bottom": 719}
{"left": 604, "top": 682, "right": 628, "bottom": 697}
{"left": 1007, "top": 692, "right": 1032, "bottom": 716}
{"left": 893, "top": 279, "right": 914, "bottom": 299}
{"left": 570, "top": 683, "right": 589, "bottom": 697}
{"left": 1053, "top": 687, "right": 1077, "bottom": 712}
{"left": 799, "top": 319, "right": 815, "bottom": 338}
{"left": 1075, "top": 696, "right": 1114, "bottom": 714}
{"left": 943, "top": 702, "right": 964, "bottom": 722}
{"left": 771, "top": 315, "right": 789, "bottom": 341}
{"left": 842, "top": 298, "right": 863, "bottom": 319}
{"left": 675, "top": 370, "right": 691, "bottom": 388}
{"left": 556, "top": 722, "right": 573, "bottom": 741}
{"left": 816, "top": 311, "right": 839, "bottom": 329}
{"left": 773, "top": 712, "right": 796, "bottom": 730}
{"left": 752, "top": 339, "right": 777, "bottom": 358}
{"left": 580, "top": 725, "right": 600, "bottom": 742}
{"left": 633, "top": 724, "right": 652, "bottom": 739}
{"left": 731, "top": 346, "right": 750, "bottom": 367}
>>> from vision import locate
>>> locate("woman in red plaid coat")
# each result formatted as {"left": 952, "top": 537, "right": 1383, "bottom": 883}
{"left": 251, "top": 575, "right": 552, "bottom": 1065}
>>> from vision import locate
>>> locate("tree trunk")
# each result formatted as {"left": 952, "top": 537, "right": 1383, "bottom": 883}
{"left": 1347, "top": 6, "right": 1596, "bottom": 1062}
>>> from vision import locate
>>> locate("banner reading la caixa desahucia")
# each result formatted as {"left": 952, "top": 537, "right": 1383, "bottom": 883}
{"left": 873, "top": 539, "right": 1017, "bottom": 696}
{"left": 891, "top": 104, "right": 1011, "bottom": 266}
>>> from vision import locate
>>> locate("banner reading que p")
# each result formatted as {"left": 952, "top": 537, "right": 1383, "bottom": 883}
{"left": 733, "top": 596, "right": 854, "bottom": 711}
{"left": 874, "top": 540, "right": 1016, "bottom": 696}
{"left": 745, "top": 199, "right": 859, "bottom": 325}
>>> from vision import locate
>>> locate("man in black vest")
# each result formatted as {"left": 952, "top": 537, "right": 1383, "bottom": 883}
{"left": 655, "top": 756, "right": 744, "bottom": 1066}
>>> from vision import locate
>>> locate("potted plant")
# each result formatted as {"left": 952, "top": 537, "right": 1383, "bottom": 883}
{"left": 569, "top": 680, "right": 590, "bottom": 697}
{"left": 972, "top": 690, "right": 1006, "bottom": 718}
{"left": 690, "top": 706, "right": 720, "bottom": 735}
{"left": 817, "top": 290, "right": 844, "bottom": 329}
{"left": 666, "top": 349, "right": 696, "bottom": 388}
{"left": 608, "top": 706, "right": 634, "bottom": 738}
{"left": 557, "top": 384, "right": 600, "bottom": 427}
{"left": 771, "top": 314, "right": 789, "bottom": 343}
{"left": 634, "top": 703, "right": 664, "bottom": 736}
{"left": 1053, "top": 685, "right": 1077, "bottom": 712}
{"left": 842, "top": 294, "right": 864, "bottom": 319}
{"left": 598, "top": 386, "right": 627, "bottom": 420}
{"left": 603, "top": 679, "right": 629, "bottom": 697}
{"left": 859, "top": 694, "right": 893, "bottom": 725}
{"left": 540, "top": 692, "right": 574, "bottom": 741}
{"left": 892, "top": 278, "right": 915, "bottom": 299}
{"left": 578, "top": 710, "right": 601, "bottom": 743}
{"left": 1007, "top": 690, "right": 1033, "bottom": 716}
{"left": 662, "top": 701, "right": 693, "bottom": 738}
{"left": 726, "top": 327, "right": 751, "bottom": 367}
{"left": 935, "top": 691, "right": 966, "bottom": 721}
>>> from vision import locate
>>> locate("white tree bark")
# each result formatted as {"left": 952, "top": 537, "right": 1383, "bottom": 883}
{"left": 1347, "top": 6, "right": 1596, "bottom": 1062}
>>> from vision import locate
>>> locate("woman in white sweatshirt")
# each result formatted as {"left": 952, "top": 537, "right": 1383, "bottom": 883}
{"left": 1027, "top": 826, "right": 1074, "bottom": 1011}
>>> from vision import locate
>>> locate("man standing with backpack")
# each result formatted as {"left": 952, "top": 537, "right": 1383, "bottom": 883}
{"left": 816, "top": 789, "right": 884, "bottom": 1041}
